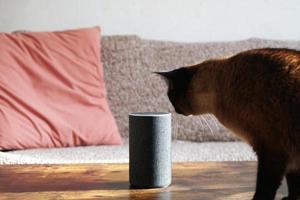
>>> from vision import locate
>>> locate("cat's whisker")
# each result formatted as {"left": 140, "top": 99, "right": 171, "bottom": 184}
{"left": 208, "top": 114, "right": 220, "bottom": 130}
{"left": 200, "top": 115, "right": 213, "bottom": 135}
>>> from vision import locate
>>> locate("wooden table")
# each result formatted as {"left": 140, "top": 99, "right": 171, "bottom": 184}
{"left": 0, "top": 162, "right": 287, "bottom": 200}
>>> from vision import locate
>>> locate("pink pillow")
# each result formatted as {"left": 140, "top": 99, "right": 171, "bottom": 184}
{"left": 0, "top": 27, "right": 122, "bottom": 150}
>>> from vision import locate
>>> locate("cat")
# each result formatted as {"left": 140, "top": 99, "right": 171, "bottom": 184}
{"left": 156, "top": 48, "right": 300, "bottom": 200}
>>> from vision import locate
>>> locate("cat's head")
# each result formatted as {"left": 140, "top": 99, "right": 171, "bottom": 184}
{"left": 155, "top": 67, "right": 195, "bottom": 116}
{"left": 156, "top": 65, "right": 215, "bottom": 116}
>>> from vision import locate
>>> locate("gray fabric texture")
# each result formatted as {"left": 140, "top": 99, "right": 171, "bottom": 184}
{"left": 0, "top": 140, "right": 256, "bottom": 164}
{"left": 102, "top": 36, "right": 300, "bottom": 142}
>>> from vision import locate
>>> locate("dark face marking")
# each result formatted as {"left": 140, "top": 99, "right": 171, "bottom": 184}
{"left": 155, "top": 67, "right": 195, "bottom": 115}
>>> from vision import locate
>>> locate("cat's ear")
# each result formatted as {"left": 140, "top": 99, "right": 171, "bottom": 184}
{"left": 154, "top": 71, "right": 176, "bottom": 89}
{"left": 154, "top": 71, "right": 173, "bottom": 80}
{"left": 154, "top": 67, "right": 197, "bottom": 88}
{"left": 154, "top": 67, "right": 192, "bottom": 80}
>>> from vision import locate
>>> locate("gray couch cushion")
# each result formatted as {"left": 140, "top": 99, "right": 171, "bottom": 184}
{"left": 102, "top": 36, "right": 300, "bottom": 141}
{"left": 0, "top": 140, "right": 256, "bottom": 164}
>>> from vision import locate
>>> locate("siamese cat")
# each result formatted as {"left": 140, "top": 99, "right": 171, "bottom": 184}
{"left": 156, "top": 48, "right": 300, "bottom": 200}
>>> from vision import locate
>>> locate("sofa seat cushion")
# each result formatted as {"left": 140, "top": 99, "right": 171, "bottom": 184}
{"left": 0, "top": 140, "right": 256, "bottom": 164}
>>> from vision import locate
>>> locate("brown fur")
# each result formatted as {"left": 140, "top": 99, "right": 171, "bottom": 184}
{"left": 157, "top": 48, "right": 300, "bottom": 200}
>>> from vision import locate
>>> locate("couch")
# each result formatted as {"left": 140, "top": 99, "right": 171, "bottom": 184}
{"left": 1, "top": 36, "right": 299, "bottom": 164}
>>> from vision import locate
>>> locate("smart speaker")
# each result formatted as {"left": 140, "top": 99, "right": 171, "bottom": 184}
{"left": 129, "top": 112, "right": 172, "bottom": 188}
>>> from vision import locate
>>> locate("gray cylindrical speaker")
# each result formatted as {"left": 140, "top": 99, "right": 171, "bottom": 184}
{"left": 129, "top": 112, "right": 172, "bottom": 189}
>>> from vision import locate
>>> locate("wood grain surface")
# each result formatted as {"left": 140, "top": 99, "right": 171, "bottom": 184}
{"left": 0, "top": 162, "right": 287, "bottom": 200}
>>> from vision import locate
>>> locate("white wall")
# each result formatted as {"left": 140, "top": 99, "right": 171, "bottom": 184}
{"left": 0, "top": 0, "right": 299, "bottom": 42}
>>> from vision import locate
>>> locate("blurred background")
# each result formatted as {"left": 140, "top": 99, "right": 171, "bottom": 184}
{"left": 0, "top": 0, "right": 299, "bottom": 42}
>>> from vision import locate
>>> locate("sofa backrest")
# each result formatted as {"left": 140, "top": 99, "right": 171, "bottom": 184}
{"left": 101, "top": 36, "right": 300, "bottom": 142}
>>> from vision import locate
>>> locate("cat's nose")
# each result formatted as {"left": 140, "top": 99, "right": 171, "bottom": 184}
{"left": 174, "top": 107, "right": 182, "bottom": 114}
{"left": 174, "top": 107, "right": 189, "bottom": 116}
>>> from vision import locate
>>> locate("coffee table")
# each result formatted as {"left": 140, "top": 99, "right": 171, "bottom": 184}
{"left": 0, "top": 162, "right": 287, "bottom": 200}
